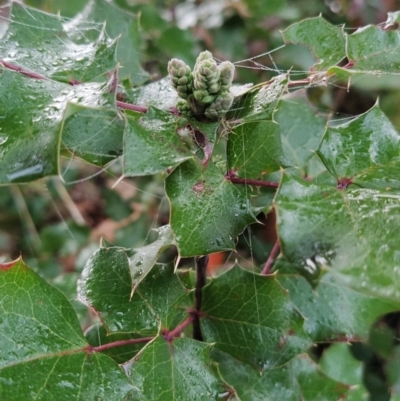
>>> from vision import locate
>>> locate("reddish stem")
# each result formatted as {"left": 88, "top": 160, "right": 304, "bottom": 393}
{"left": 86, "top": 336, "right": 153, "bottom": 353}
{"left": 163, "top": 313, "right": 196, "bottom": 342}
{"left": 0, "top": 60, "right": 48, "bottom": 80}
{"left": 225, "top": 172, "right": 279, "bottom": 188}
{"left": 261, "top": 239, "right": 280, "bottom": 275}
{"left": 116, "top": 100, "right": 148, "bottom": 113}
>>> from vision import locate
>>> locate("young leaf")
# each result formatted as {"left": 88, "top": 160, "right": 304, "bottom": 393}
{"left": 276, "top": 173, "right": 400, "bottom": 301}
{"left": 124, "top": 108, "right": 193, "bottom": 176}
{"left": 201, "top": 266, "right": 311, "bottom": 369}
{"left": 1, "top": 2, "right": 117, "bottom": 83}
{"left": 281, "top": 16, "right": 346, "bottom": 70}
{"left": 165, "top": 160, "right": 256, "bottom": 257}
{"left": 317, "top": 105, "right": 400, "bottom": 189}
{"left": 0, "top": 258, "right": 134, "bottom": 400}
{"left": 128, "top": 337, "right": 227, "bottom": 400}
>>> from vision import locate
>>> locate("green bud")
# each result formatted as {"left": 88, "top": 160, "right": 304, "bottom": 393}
{"left": 218, "top": 61, "right": 235, "bottom": 91}
{"left": 194, "top": 50, "right": 213, "bottom": 71}
{"left": 176, "top": 99, "right": 193, "bottom": 117}
{"left": 193, "top": 59, "right": 221, "bottom": 101}
{"left": 168, "top": 58, "right": 193, "bottom": 99}
{"left": 204, "top": 91, "right": 234, "bottom": 119}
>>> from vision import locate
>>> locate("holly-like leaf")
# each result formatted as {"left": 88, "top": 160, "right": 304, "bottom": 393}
{"left": 228, "top": 74, "right": 288, "bottom": 122}
{"left": 201, "top": 266, "right": 311, "bottom": 369}
{"left": 277, "top": 270, "right": 400, "bottom": 342}
{"left": 276, "top": 173, "right": 400, "bottom": 300}
{"left": 317, "top": 105, "right": 400, "bottom": 189}
{"left": 129, "top": 337, "right": 227, "bottom": 400}
{"left": 227, "top": 121, "right": 282, "bottom": 178}
{"left": 330, "top": 23, "right": 400, "bottom": 78}
{"left": 124, "top": 108, "right": 193, "bottom": 176}
{"left": 275, "top": 96, "right": 327, "bottom": 172}
{"left": 1, "top": 2, "right": 117, "bottom": 83}
{"left": 213, "top": 350, "right": 348, "bottom": 401}
{"left": 0, "top": 70, "right": 118, "bottom": 184}
{"left": 66, "top": 0, "right": 149, "bottom": 84}
{"left": 0, "top": 258, "right": 135, "bottom": 400}
{"left": 78, "top": 255, "right": 190, "bottom": 334}
{"left": 165, "top": 160, "right": 256, "bottom": 257}
{"left": 281, "top": 16, "right": 346, "bottom": 70}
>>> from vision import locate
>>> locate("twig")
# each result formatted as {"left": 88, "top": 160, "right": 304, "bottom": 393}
{"left": 116, "top": 101, "right": 148, "bottom": 113}
{"left": 225, "top": 172, "right": 279, "bottom": 188}
{"left": 86, "top": 336, "right": 153, "bottom": 353}
{"left": 261, "top": 239, "right": 280, "bottom": 275}
{"left": 0, "top": 60, "right": 48, "bottom": 80}
{"left": 163, "top": 313, "right": 196, "bottom": 342}
{"left": 193, "top": 256, "right": 208, "bottom": 341}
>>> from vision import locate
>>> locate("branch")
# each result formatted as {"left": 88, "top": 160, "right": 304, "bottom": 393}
{"left": 193, "top": 256, "right": 208, "bottom": 341}
{"left": 116, "top": 101, "right": 148, "bottom": 113}
{"left": 163, "top": 313, "right": 196, "bottom": 342}
{"left": 0, "top": 60, "right": 48, "bottom": 80}
{"left": 261, "top": 239, "right": 280, "bottom": 275}
{"left": 86, "top": 336, "right": 153, "bottom": 353}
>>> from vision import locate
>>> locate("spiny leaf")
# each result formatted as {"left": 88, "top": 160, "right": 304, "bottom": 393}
{"left": 2, "top": 2, "right": 117, "bottom": 83}
{"left": 317, "top": 105, "right": 400, "bottom": 189}
{"left": 128, "top": 337, "right": 227, "bottom": 401}
{"left": 213, "top": 350, "right": 349, "bottom": 401}
{"left": 78, "top": 256, "right": 190, "bottom": 334}
{"left": 276, "top": 173, "right": 400, "bottom": 301}
{"left": 165, "top": 160, "right": 256, "bottom": 257}
{"left": 201, "top": 266, "right": 311, "bottom": 369}
{"left": 124, "top": 108, "right": 193, "bottom": 176}
{"left": 0, "top": 258, "right": 135, "bottom": 400}
{"left": 281, "top": 16, "right": 346, "bottom": 70}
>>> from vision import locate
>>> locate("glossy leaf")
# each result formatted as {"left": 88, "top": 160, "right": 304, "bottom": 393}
{"left": 227, "top": 121, "right": 282, "bottom": 178}
{"left": 281, "top": 16, "right": 346, "bottom": 70}
{"left": 0, "top": 70, "right": 118, "bottom": 184}
{"left": 0, "top": 258, "right": 134, "bottom": 400}
{"left": 275, "top": 96, "right": 327, "bottom": 172}
{"left": 124, "top": 108, "right": 193, "bottom": 176}
{"left": 276, "top": 173, "right": 400, "bottom": 300}
{"left": 78, "top": 255, "right": 190, "bottom": 334}
{"left": 2, "top": 2, "right": 117, "bottom": 83}
{"left": 201, "top": 266, "right": 311, "bottom": 369}
{"left": 277, "top": 271, "right": 400, "bottom": 342}
{"left": 213, "top": 350, "right": 349, "bottom": 401}
{"left": 165, "top": 160, "right": 256, "bottom": 257}
{"left": 317, "top": 105, "right": 400, "bottom": 189}
{"left": 129, "top": 337, "right": 227, "bottom": 401}
{"left": 228, "top": 74, "right": 288, "bottom": 122}
{"left": 69, "top": 0, "right": 149, "bottom": 84}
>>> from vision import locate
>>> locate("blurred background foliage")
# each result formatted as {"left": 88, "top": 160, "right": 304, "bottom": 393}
{"left": 1, "top": 0, "right": 400, "bottom": 399}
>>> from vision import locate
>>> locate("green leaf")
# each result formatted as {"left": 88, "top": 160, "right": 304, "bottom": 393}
{"left": 201, "top": 266, "right": 311, "bottom": 369}
{"left": 2, "top": 3, "right": 117, "bottom": 83}
{"left": 281, "top": 16, "right": 346, "bottom": 70}
{"left": 330, "top": 24, "right": 400, "bottom": 78}
{"left": 213, "top": 350, "right": 349, "bottom": 401}
{"left": 70, "top": 0, "right": 149, "bottom": 85}
{"left": 125, "top": 77, "right": 179, "bottom": 112}
{"left": 0, "top": 70, "right": 118, "bottom": 184}
{"left": 227, "top": 121, "right": 282, "bottom": 178}
{"left": 129, "top": 337, "right": 227, "bottom": 400}
{"left": 276, "top": 173, "right": 400, "bottom": 300}
{"left": 78, "top": 256, "right": 190, "bottom": 334}
{"left": 62, "top": 106, "right": 124, "bottom": 166}
{"left": 0, "top": 258, "right": 134, "bottom": 400}
{"left": 165, "top": 160, "right": 256, "bottom": 257}
{"left": 277, "top": 271, "right": 400, "bottom": 342}
{"left": 317, "top": 105, "right": 400, "bottom": 189}
{"left": 387, "top": 346, "right": 400, "bottom": 396}
{"left": 124, "top": 108, "right": 193, "bottom": 176}
{"left": 228, "top": 74, "right": 288, "bottom": 122}
{"left": 85, "top": 324, "right": 147, "bottom": 364}
{"left": 275, "top": 96, "right": 327, "bottom": 172}
{"left": 319, "top": 343, "right": 363, "bottom": 385}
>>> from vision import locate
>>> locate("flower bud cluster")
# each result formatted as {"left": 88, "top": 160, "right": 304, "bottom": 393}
{"left": 168, "top": 51, "right": 235, "bottom": 120}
